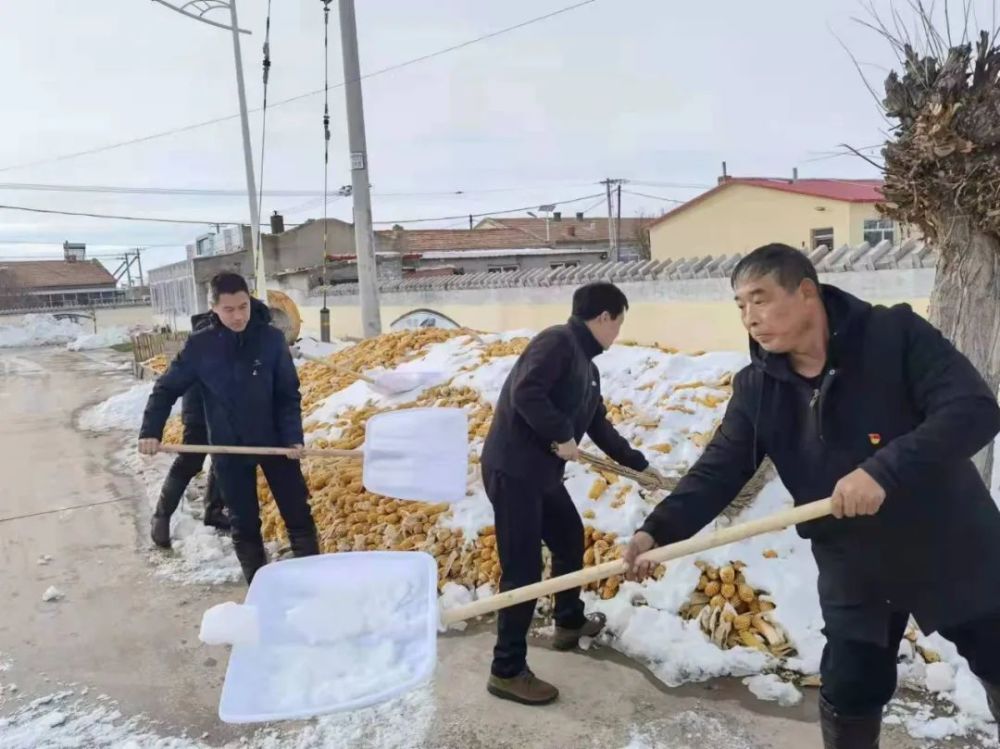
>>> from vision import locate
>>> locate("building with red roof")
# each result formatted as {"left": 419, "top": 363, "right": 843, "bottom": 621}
{"left": 648, "top": 174, "right": 914, "bottom": 261}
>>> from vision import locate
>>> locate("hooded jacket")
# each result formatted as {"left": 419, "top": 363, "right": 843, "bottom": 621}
{"left": 639, "top": 285, "right": 1000, "bottom": 641}
{"left": 141, "top": 297, "right": 304, "bottom": 448}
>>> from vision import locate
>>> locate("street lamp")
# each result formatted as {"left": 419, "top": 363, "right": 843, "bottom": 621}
{"left": 150, "top": 0, "right": 266, "bottom": 300}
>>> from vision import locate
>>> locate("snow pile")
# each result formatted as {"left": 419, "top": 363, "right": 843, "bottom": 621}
{"left": 0, "top": 688, "right": 435, "bottom": 749}
{"left": 743, "top": 674, "right": 802, "bottom": 706}
{"left": 294, "top": 336, "right": 353, "bottom": 361}
{"left": 199, "top": 602, "right": 260, "bottom": 646}
{"left": 66, "top": 326, "right": 129, "bottom": 351}
{"left": 77, "top": 382, "right": 179, "bottom": 433}
{"left": 0, "top": 315, "right": 84, "bottom": 348}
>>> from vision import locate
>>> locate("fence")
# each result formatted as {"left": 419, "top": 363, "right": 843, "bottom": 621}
{"left": 131, "top": 331, "right": 188, "bottom": 379}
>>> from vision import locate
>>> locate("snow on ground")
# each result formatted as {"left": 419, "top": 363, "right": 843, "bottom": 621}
{"left": 293, "top": 336, "right": 354, "bottom": 362}
{"left": 78, "top": 330, "right": 1000, "bottom": 743}
{"left": 0, "top": 688, "right": 437, "bottom": 749}
{"left": 0, "top": 315, "right": 135, "bottom": 351}
{"left": 77, "top": 382, "right": 179, "bottom": 433}
{"left": 0, "top": 315, "right": 84, "bottom": 348}
{"left": 65, "top": 326, "right": 129, "bottom": 351}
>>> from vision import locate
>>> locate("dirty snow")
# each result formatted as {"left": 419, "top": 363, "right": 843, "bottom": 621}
{"left": 743, "top": 674, "right": 802, "bottom": 706}
{"left": 77, "top": 382, "right": 180, "bottom": 433}
{"left": 0, "top": 687, "right": 435, "bottom": 749}
{"left": 65, "top": 326, "right": 129, "bottom": 351}
{"left": 0, "top": 315, "right": 84, "bottom": 348}
{"left": 41, "top": 586, "right": 63, "bottom": 603}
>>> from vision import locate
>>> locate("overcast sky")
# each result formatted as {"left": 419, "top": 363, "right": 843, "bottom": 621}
{"left": 0, "top": 0, "right": 980, "bottom": 273}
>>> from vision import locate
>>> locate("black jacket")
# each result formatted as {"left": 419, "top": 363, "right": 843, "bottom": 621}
{"left": 481, "top": 316, "right": 648, "bottom": 487}
{"left": 639, "top": 285, "right": 1000, "bottom": 642}
{"left": 141, "top": 298, "right": 304, "bottom": 448}
{"left": 179, "top": 311, "right": 215, "bottom": 428}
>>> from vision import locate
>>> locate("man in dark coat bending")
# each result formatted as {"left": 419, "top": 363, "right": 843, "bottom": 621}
{"left": 139, "top": 272, "right": 319, "bottom": 584}
{"left": 480, "top": 281, "right": 664, "bottom": 705}
{"left": 624, "top": 243, "right": 1000, "bottom": 747}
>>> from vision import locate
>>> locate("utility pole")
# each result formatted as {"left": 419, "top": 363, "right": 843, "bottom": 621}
{"left": 616, "top": 182, "right": 622, "bottom": 258}
{"left": 600, "top": 178, "right": 628, "bottom": 261}
{"left": 338, "top": 0, "right": 381, "bottom": 338}
{"left": 228, "top": 0, "right": 265, "bottom": 299}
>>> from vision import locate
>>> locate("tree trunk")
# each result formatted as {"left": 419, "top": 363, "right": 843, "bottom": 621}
{"left": 927, "top": 218, "right": 1000, "bottom": 487}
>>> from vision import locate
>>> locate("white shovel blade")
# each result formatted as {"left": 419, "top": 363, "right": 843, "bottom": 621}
{"left": 369, "top": 370, "right": 442, "bottom": 396}
{"left": 362, "top": 407, "right": 469, "bottom": 503}
{"left": 218, "top": 551, "right": 438, "bottom": 723}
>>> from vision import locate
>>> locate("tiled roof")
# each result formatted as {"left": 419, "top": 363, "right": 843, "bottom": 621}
{"left": 479, "top": 217, "right": 650, "bottom": 244}
{"left": 0, "top": 260, "right": 117, "bottom": 290}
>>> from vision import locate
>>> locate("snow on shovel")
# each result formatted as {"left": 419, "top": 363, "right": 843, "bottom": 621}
{"left": 203, "top": 497, "right": 833, "bottom": 723}
{"left": 158, "top": 407, "right": 469, "bottom": 504}
{"left": 293, "top": 349, "right": 443, "bottom": 396}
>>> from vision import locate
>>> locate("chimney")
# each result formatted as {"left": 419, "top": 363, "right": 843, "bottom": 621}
{"left": 566, "top": 225, "right": 576, "bottom": 237}
{"left": 575, "top": 211, "right": 584, "bottom": 220}
{"left": 553, "top": 211, "right": 562, "bottom": 221}
{"left": 63, "top": 241, "right": 86, "bottom": 262}
{"left": 792, "top": 167, "right": 799, "bottom": 183}
{"left": 270, "top": 211, "right": 285, "bottom": 234}
{"left": 718, "top": 160, "right": 730, "bottom": 185}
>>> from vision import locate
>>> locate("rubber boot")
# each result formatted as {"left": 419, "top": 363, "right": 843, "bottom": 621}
{"left": 150, "top": 473, "right": 187, "bottom": 549}
{"left": 232, "top": 537, "right": 267, "bottom": 585}
{"left": 819, "top": 696, "right": 881, "bottom": 748}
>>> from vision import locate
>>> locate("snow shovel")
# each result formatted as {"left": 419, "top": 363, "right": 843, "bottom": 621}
{"left": 295, "top": 350, "right": 444, "bottom": 396}
{"left": 204, "top": 497, "right": 832, "bottom": 723}
{"left": 157, "top": 407, "right": 470, "bottom": 504}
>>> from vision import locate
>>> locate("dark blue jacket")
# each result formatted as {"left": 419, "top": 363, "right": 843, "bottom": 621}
{"left": 141, "top": 298, "right": 304, "bottom": 448}
{"left": 179, "top": 311, "right": 215, "bottom": 428}
{"left": 639, "top": 285, "right": 1000, "bottom": 641}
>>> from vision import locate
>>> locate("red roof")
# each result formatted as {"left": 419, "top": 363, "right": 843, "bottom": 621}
{"left": 375, "top": 228, "right": 542, "bottom": 253}
{"left": 648, "top": 177, "right": 885, "bottom": 229}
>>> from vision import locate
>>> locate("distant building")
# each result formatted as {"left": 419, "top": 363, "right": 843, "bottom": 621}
{"left": 648, "top": 176, "right": 913, "bottom": 260}
{"left": 476, "top": 214, "right": 652, "bottom": 260}
{"left": 0, "top": 243, "right": 121, "bottom": 310}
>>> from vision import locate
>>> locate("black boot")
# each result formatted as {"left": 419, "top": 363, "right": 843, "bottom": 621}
{"left": 150, "top": 473, "right": 187, "bottom": 549}
{"left": 232, "top": 537, "right": 267, "bottom": 585}
{"left": 819, "top": 697, "right": 881, "bottom": 748}
{"left": 202, "top": 472, "right": 230, "bottom": 531}
{"left": 983, "top": 682, "right": 1000, "bottom": 740}
{"left": 288, "top": 523, "right": 320, "bottom": 558}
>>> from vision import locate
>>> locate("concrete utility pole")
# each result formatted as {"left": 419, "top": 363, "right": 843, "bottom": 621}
{"left": 338, "top": 0, "right": 381, "bottom": 338}
{"left": 600, "top": 178, "right": 628, "bottom": 261}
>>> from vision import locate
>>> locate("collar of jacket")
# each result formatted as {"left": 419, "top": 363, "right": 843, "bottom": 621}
{"left": 748, "top": 284, "right": 872, "bottom": 382}
{"left": 567, "top": 315, "right": 605, "bottom": 360}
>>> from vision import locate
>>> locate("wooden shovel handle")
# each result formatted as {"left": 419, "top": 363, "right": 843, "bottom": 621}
{"left": 440, "top": 498, "right": 833, "bottom": 626}
{"left": 158, "top": 444, "right": 361, "bottom": 459}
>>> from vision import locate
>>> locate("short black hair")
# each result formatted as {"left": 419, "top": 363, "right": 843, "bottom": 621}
{"left": 731, "top": 243, "right": 819, "bottom": 292}
{"left": 571, "top": 281, "right": 629, "bottom": 320}
{"left": 209, "top": 271, "right": 250, "bottom": 303}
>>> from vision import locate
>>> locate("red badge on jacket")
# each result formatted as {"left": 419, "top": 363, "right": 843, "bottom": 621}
{"left": 868, "top": 433, "right": 882, "bottom": 446}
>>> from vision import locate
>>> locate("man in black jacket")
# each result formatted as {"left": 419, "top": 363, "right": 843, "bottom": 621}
{"left": 480, "top": 281, "right": 663, "bottom": 705}
{"left": 139, "top": 272, "right": 319, "bottom": 584}
{"left": 624, "top": 244, "right": 1000, "bottom": 747}
{"left": 150, "top": 311, "right": 229, "bottom": 548}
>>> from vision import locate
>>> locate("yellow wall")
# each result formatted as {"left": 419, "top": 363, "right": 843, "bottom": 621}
{"left": 299, "top": 297, "right": 930, "bottom": 353}
{"left": 649, "top": 184, "right": 907, "bottom": 261}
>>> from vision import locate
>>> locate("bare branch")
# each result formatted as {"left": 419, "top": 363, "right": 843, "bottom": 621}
{"left": 832, "top": 27, "right": 891, "bottom": 120}
{"left": 839, "top": 142, "right": 886, "bottom": 171}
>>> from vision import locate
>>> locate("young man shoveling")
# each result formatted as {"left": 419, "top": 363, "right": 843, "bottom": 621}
{"left": 138, "top": 272, "right": 320, "bottom": 584}
{"left": 480, "top": 281, "right": 665, "bottom": 705}
{"left": 624, "top": 244, "right": 1000, "bottom": 747}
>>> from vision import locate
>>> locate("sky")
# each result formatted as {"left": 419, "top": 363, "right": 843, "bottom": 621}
{"left": 0, "top": 0, "right": 985, "bottom": 275}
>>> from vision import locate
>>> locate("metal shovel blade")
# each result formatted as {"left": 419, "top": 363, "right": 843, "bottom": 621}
{"left": 362, "top": 407, "right": 469, "bottom": 503}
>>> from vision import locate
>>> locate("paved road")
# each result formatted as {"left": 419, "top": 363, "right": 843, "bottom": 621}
{"left": 0, "top": 347, "right": 944, "bottom": 748}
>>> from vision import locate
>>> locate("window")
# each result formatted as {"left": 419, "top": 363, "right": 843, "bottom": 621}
{"left": 549, "top": 261, "right": 580, "bottom": 270}
{"left": 811, "top": 228, "right": 834, "bottom": 250}
{"left": 487, "top": 265, "right": 517, "bottom": 273}
{"left": 863, "top": 218, "right": 894, "bottom": 246}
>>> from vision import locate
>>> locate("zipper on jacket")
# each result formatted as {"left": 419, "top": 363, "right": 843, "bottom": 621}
{"left": 811, "top": 369, "right": 837, "bottom": 443}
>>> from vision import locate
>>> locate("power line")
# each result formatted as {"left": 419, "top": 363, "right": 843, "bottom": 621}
{"left": 371, "top": 191, "right": 606, "bottom": 225}
{"left": 0, "top": 0, "right": 601, "bottom": 175}
{"left": 0, "top": 203, "right": 270, "bottom": 227}
{"left": 623, "top": 189, "right": 686, "bottom": 204}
